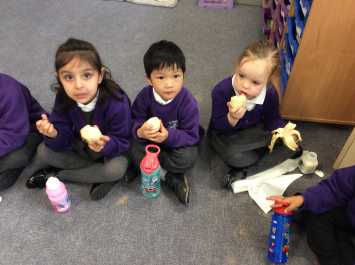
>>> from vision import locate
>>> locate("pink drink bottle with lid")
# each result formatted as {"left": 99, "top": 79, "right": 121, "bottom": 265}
{"left": 45, "top": 177, "right": 71, "bottom": 213}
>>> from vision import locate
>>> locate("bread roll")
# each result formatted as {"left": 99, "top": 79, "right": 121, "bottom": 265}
{"left": 80, "top": 125, "right": 102, "bottom": 142}
{"left": 146, "top": 117, "right": 161, "bottom": 132}
{"left": 230, "top": 94, "right": 247, "bottom": 110}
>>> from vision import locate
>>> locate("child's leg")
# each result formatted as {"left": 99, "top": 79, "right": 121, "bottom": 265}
{"left": 208, "top": 125, "right": 269, "bottom": 169}
{"left": 58, "top": 155, "right": 128, "bottom": 200}
{"left": 306, "top": 208, "right": 355, "bottom": 265}
{"left": 159, "top": 146, "right": 198, "bottom": 173}
{"left": 0, "top": 132, "right": 42, "bottom": 171}
{"left": 0, "top": 132, "right": 42, "bottom": 190}
{"left": 22, "top": 142, "right": 93, "bottom": 178}
{"left": 159, "top": 146, "right": 198, "bottom": 205}
{"left": 129, "top": 140, "right": 146, "bottom": 168}
{"left": 58, "top": 155, "right": 128, "bottom": 183}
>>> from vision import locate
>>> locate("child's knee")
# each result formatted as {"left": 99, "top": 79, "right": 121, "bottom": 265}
{"left": 36, "top": 143, "right": 52, "bottom": 160}
{"left": 103, "top": 157, "right": 128, "bottom": 181}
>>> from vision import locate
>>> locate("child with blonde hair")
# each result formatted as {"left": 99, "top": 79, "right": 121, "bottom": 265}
{"left": 208, "top": 40, "right": 301, "bottom": 188}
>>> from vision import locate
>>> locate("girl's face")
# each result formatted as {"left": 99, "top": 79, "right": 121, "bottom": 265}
{"left": 233, "top": 58, "right": 270, "bottom": 99}
{"left": 58, "top": 56, "right": 103, "bottom": 104}
{"left": 146, "top": 65, "right": 184, "bottom": 101}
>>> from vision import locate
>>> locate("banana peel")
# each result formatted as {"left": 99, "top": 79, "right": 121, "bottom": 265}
{"left": 268, "top": 122, "right": 302, "bottom": 152}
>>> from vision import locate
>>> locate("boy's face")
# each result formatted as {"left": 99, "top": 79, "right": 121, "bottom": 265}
{"left": 147, "top": 65, "right": 184, "bottom": 101}
{"left": 233, "top": 58, "right": 270, "bottom": 99}
{"left": 58, "top": 56, "right": 103, "bottom": 104}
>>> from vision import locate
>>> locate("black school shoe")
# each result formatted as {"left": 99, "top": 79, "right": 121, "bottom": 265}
{"left": 223, "top": 167, "right": 247, "bottom": 190}
{"left": 26, "top": 168, "right": 57, "bottom": 189}
{"left": 291, "top": 146, "right": 303, "bottom": 159}
{"left": 0, "top": 168, "right": 24, "bottom": 191}
{"left": 89, "top": 182, "right": 116, "bottom": 201}
{"left": 164, "top": 172, "right": 190, "bottom": 205}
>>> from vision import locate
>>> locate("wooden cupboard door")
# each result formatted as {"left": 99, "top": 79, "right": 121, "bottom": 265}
{"left": 281, "top": 0, "right": 355, "bottom": 125}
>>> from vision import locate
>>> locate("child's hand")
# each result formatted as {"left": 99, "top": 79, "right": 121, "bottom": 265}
{"left": 267, "top": 195, "right": 304, "bottom": 212}
{"left": 226, "top": 102, "right": 246, "bottom": 127}
{"left": 227, "top": 101, "right": 247, "bottom": 120}
{"left": 36, "top": 114, "right": 58, "bottom": 138}
{"left": 137, "top": 121, "right": 160, "bottom": 140}
{"left": 87, "top": 135, "right": 110, "bottom": 153}
{"left": 149, "top": 122, "right": 168, "bottom": 143}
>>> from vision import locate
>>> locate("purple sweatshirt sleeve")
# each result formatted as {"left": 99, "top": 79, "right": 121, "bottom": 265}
{"left": 301, "top": 166, "right": 355, "bottom": 217}
{"left": 210, "top": 80, "right": 235, "bottom": 133}
{"left": 45, "top": 107, "right": 75, "bottom": 151}
{"left": 101, "top": 95, "right": 132, "bottom": 157}
{"left": 164, "top": 94, "right": 200, "bottom": 148}
{"left": 131, "top": 90, "right": 149, "bottom": 141}
{"left": 0, "top": 76, "right": 30, "bottom": 156}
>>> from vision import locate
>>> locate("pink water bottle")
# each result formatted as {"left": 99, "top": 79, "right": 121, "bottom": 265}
{"left": 45, "top": 177, "right": 71, "bottom": 213}
{"left": 140, "top": 144, "right": 161, "bottom": 198}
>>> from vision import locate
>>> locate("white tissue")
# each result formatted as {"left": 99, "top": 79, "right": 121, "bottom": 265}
{"left": 231, "top": 157, "right": 301, "bottom": 193}
{"left": 248, "top": 174, "right": 303, "bottom": 213}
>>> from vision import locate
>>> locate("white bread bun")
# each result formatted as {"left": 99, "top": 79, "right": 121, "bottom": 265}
{"left": 146, "top": 117, "right": 161, "bottom": 132}
{"left": 230, "top": 94, "right": 247, "bottom": 110}
{"left": 80, "top": 125, "right": 102, "bottom": 142}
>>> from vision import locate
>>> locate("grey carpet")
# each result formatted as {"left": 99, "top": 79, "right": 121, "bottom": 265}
{"left": 0, "top": 1, "right": 352, "bottom": 264}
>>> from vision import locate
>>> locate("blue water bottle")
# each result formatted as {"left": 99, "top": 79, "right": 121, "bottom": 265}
{"left": 267, "top": 205, "right": 293, "bottom": 264}
{"left": 140, "top": 144, "right": 161, "bottom": 198}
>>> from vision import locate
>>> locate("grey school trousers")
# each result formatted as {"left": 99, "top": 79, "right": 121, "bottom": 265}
{"left": 0, "top": 132, "right": 42, "bottom": 190}
{"left": 208, "top": 124, "right": 270, "bottom": 168}
{"left": 130, "top": 140, "right": 198, "bottom": 174}
{"left": 22, "top": 142, "right": 128, "bottom": 184}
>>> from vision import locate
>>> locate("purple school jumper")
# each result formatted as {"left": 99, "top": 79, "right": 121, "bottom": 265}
{"left": 210, "top": 76, "right": 284, "bottom": 134}
{"left": 0, "top": 73, "right": 45, "bottom": 157}
{"left": 301, "top": 165, "right": 355, "bottom": 228}
{"left": 45, "top": 92, "right": 131, "bottom": 158}
{"left": 131, "top": 86, "right": 200, "bottom": 148}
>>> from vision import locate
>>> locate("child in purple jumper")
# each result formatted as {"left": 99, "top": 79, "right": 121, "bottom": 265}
{"left": 208, "top": 40, "right": 301, "bottom": 188}
{"left": 23, "top": 38, "right": 132, "bottom": 200}
{"left": 268, "top": 165, "right": 355, "bottom": 265}
{"left": 130, "top": 40, "right": 202, "bottom": 205}
{"left": 0, "top": 74, "right": 45, "bottom": 191}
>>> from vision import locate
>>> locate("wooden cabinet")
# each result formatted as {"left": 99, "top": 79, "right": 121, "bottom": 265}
{"left": 334, "top": 128, "right": 355, "bottom": 169}
{"left": 280, "top": 0, "right": 355, "bottom": 125}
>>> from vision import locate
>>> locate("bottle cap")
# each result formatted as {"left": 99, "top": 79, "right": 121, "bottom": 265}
{"left": 274, "top": 206, "right": 293, "bottom": 216}
{"left": 46, "top": 177, "right": 60, "bottom": 190}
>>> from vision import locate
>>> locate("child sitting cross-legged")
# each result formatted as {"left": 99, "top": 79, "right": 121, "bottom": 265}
{"left": 130, "top": 40, "right": 203, "bottom": 206}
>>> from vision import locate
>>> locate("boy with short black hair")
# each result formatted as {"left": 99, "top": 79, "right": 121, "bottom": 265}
{"left": 131, "top": 40, "right": 202, "bottom": 205}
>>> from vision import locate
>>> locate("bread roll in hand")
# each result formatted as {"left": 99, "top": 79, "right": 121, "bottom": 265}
{"left": 230, "top": 94, "right": 247, "bottom": 110}
{"left": 146, "top": 117, "right": 161, "bottom": 132}
{"left": 80, "top": 125, "right": 102, "bottom": 142}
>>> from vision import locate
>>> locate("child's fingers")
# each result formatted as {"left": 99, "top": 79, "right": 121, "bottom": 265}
{"left": 267, "top": 195, "right": 286, "bottom": 208}
{"left": 36, "top": 119, "right": 43, "bottom": 129}
{"left": 96, "top": 136, "right": 110, "bottom": 146}
{"left": 100, "top": 135, "right": 110, "bottom": 143}
{"left": 41, "top": 113, "right": 48, "bottom": 120}
{"left": 267, "top": 195, "right": 284, "bottom": 202}
{"left": 48, "top": 124, "right": 55, "bottom": 134}
{"left": 43, "top": 122, "right": 52, "bottom": 133}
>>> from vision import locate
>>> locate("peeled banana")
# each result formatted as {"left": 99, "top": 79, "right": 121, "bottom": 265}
{"left": 268, "top": 122, "right": 302, "bottom": 152}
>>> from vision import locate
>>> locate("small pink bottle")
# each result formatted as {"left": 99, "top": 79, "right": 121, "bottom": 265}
{"left": 45, "top": 177, "right": 71, "bottom": 213}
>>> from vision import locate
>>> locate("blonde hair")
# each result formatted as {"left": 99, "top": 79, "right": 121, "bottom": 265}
{"left": 237, "top": 40, "right": 279, "bottom": 79}
{"left": 236, "top": 40, "right": 281, "bottom": 98}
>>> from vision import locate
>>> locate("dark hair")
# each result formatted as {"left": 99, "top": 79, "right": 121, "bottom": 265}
{"left": 52, "top": 38, "right": 125, "bottom": 112}
{"left": 143, "top": 40, "right": 186, "bottom": 78}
